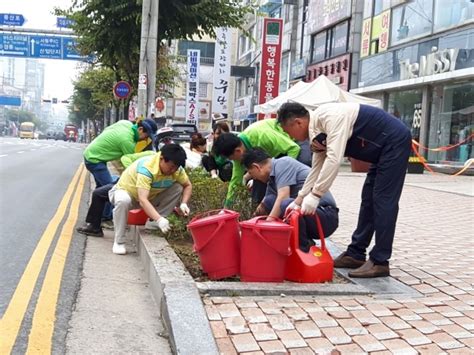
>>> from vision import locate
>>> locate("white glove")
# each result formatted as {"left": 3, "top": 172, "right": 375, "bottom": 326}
{"left": 211, "top": 172, "right": 219, "bottom": 179}
{"left": 246, "top": 179, "right": 254, "bottom": 190}
{"left": 157, "top": 217, "right": 171, "bottom": 233}
{"left": 180, "top": 203, "right": 190, "bottom": 216}
{"left": 301, "top": 194, "right": 320, "bottom": 215}
{"left": 285, "top": 200, "right": 301, "bottom": 214}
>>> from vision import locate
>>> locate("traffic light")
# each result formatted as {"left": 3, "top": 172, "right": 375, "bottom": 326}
{"left": 42, "top": 99, "right": 52, "bottom": 103}
{"left": 61, "top": 100, "right": 70, "bottom": 104}
{"left": 52, "top": 98, "right": 58, "bottom": 104}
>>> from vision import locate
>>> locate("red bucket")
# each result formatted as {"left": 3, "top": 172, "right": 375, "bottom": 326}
{"left": 187, "top": 209, "right": 240, "bottom": 280}
{"left": 128, "top": 209, "right": 148, "bottom": 225}
{"left": 240, "top": 217, "right": 292, "bottom": 282}
{"left": 285, "top": 210, "right": 333, "bottom": 283}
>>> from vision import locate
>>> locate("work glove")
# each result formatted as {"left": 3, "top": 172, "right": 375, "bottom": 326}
{"left": 285, "top": 200, "right": 301, "bottom": 215}
{"left": 301, "top": 194, "right": 320, "bottom": 215}
{"left": 246, "top": 179, "right": 254, "bottom": 190}
{"left": 179, "top": 203, "right": 190, "bottom": 216}
{"left": 211, "top": 172, "right": 219, "bottom": 179}
{"left": 157, "top": 217, "right": 171, "bottom": 233}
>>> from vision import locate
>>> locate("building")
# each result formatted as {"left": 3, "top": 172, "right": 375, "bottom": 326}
{"left": 351, "top": 0, "right": 473, "bottom": 165}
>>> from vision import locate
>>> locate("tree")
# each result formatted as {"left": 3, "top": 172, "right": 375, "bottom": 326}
{"left": 5, "top": 109, "right": 35, "bottom": 124}
{"left": 56, "top": 0, "right": 255, "bottom": 89}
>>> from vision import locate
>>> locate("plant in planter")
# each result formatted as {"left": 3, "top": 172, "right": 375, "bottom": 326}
{"left": 407, "top": 155, "right": 425, "bottom": 174}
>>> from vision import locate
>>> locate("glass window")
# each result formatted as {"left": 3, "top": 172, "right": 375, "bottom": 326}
{"left": 391, "top": 0, "right": 433, "bottom": 46}
{"left": 358, "top": 51, "right": 394, "bottom": 87}
{"left": 199, "top": 83, "right": 207, "bottom": 98}
{"left": 373, "top": 0, "right": 391, "bottom": 15}
{"left": 434, "top": 0, "right": 474, "bottom": 32}
{"left": 311, "top": 32, "right": 326, "bottom": 63}
{"left": 428, "top": 82, "right": 474, "bottom": 163}
{"left": 178, "top": 41, "right": 215, "bottom": 58}
{"left": 332, "top": 21, "right": 349, "bottom": 57}
{"left": 280, "top": 53, "right": 290, "bottom": 93}
{"left": 363, "top": 0, "right": 373, "bottom": 19}
{"left": 387, "top": 89, "right": 423, "bottom": 141}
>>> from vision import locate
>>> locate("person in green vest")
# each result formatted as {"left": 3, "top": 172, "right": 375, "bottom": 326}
{"left": 83, "top": 118, "right": 157, "bottom": 219}
{"left": 213, "top": 118, "right": 302, "bottom": 207}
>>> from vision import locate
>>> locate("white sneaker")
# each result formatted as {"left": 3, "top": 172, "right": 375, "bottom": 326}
{"left": 112, "top": 242, "right": 126, "bottom": 255}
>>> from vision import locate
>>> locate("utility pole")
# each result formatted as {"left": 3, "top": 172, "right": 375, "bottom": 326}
{"left": 137, "top": 0, "right": 159, "bottom": 119}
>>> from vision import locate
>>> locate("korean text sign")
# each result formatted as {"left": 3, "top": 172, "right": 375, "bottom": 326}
{"left": 185, "top": 49, "right": 200, "bottom": 124}
{"left": 212, "top": 27, "right": 232, "bottom": 116}
{"left": 258, "top": 18, "right": 283, "bottom": 105}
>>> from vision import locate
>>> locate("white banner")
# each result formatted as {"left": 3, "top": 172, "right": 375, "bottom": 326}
{"left": 212, "top": 27, "right": 231, "bottom": 117}
{"left": 185, "top": 49, "right": 200, "bottom": 124}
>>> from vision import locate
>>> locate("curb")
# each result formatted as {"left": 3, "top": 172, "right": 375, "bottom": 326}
{"left": 133, "top": 229, "right": 219, "bottom": 355}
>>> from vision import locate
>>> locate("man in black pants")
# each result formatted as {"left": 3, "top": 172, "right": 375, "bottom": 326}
{"left": 278, "top": 102, "right": 411, "bottom": 278}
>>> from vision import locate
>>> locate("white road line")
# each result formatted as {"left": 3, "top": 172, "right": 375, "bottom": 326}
{"left": 0, "top": 154, "right": 7, "bottom": 157}
{"left": 17, "top": 151, "right": 25, "bottom": 154}
{"left": 31, "top": 149, "right": 37, "bottom": 151}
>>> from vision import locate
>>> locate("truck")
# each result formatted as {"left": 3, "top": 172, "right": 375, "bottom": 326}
{"left": 19, "top": 122, "right": 35, "bottom": 139}
{"left": 64, "top": 123, "right": 78, "bottom": 142}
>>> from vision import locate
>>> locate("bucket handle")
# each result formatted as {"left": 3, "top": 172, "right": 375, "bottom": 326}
{"left": 189, "top": 209, "right": 235, "bottom": 225}
{"left": 248, "top": 219, "right": 292, "bottom": 257}
{"left": 192, "top": 219, "right": 226, "bottom": 252}
{"left": 284, "top": 210, "right": 327, "bottom": 252}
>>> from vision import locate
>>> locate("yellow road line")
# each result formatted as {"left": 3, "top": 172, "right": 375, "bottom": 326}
{"left": 0, "top": 164, "right": 84, "bottom": 355}
{"left": 26, "top": 165, "right": 87, "bottom": 354}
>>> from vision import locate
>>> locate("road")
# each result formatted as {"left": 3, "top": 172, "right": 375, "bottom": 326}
{"left": 0, "top": 136, "right": 88, "bottom": 354}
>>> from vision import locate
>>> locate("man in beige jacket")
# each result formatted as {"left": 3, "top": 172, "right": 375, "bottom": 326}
{"left": 278, "top": 102, "right": 411, "bottom": 278}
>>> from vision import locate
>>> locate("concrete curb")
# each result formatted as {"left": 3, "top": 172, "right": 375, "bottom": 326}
{"left": 134, "top": 229, "right": 219, "bottom": 355}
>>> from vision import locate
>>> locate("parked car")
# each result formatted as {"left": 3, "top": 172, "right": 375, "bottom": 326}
{"left": 46, "top": 131, "right": 55, "bottom": 140}
{"left": 54, "top": 132, "right": 67, "bottom": 141}
{"left": 170, "top": 123, "right": 198, "bottom": 143}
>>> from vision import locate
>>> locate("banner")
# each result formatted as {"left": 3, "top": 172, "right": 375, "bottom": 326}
{"left": 212, "top": 27, "right": 232, "bottom": 116}
{"left": 185, "top": 49, "right": 200, "bottom": 124}
{"left": 258, "top": 18, "right": 283, "bottom": 105}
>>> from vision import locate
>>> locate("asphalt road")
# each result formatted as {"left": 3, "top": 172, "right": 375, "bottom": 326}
{"left": 0, "top": 136, "right": 88, "bottom": 354}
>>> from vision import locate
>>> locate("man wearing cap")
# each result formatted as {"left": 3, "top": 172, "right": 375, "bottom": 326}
{"left": 83, "top": 118, "right": 158, "bottom": 220}
{"left": 78, "top": 144, "right": 192, "bottom": 255}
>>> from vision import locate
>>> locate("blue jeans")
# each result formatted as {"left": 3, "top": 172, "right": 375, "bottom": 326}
{"left": 84, "top": 159, "right": 113, "bottom": 220}
{"left": 262, "top": 192, "right": 339, "bottom": 252}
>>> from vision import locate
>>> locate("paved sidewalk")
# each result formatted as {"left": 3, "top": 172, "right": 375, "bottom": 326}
{"left": 205, "top": 173, "right": 474, "bottom": 354}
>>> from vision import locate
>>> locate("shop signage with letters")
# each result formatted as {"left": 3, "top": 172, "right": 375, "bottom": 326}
{"left": 400, "top": 47, "right": 460, "bottom": 80}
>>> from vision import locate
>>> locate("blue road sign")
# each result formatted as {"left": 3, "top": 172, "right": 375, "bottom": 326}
{"left": 62, "top": 37, "right": 82, "bottom": 60}
{"left": 114, "top": 81, "right": 132, "bottom": 99}
{"left": 29, "top": 35, "right": 62, "bottom": 59}
{"left": 0, "top": 14, "right": 25, "bottom": 26}
{"left": 56, "top": 17, "right": 75, "bottom": 28}
{"left": 0, "top": 95, "right": 22, "bottom": 106}
{"left": 0, "top": 33, "right": 29, "bottom": 57}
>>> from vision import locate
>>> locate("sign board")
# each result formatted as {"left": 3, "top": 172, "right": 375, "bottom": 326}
{"left": 258, "top": 18, "right": 283, "bottom": 105}
{"left": 0, "top": 14, "right": 25, "bottom": 27}
{"left": 0, "top": 33, "right": 86, "bottom": 61}
{"left": 212, "top": 27, "right": 232, "bottom": 116}
{"left": 307, "top": 0, "right": 351, "bottom": 34}
{"left": 138, "top": 74, "right": 147, "bottom": 90}
{"left": 0, "top": 34, "right": 29, "bottom": 57}
{"left": 371, "top": 9, "right": 391, "bottom": 54}
{"left": 185, "top": 49, "right": 200, "bottom": 124}
{"left": 360, "top": 18, "right": 372, "bottom": 58}
{"left": 113, "top": 81, "right": 132, "bottom": 99}
{"left": 0, "top": 95, "right": 21, "bottom": 106}
{"left": 290, "top": 58, "right": 307, "bottom": 79}
{"left": 56, "top": 17, "right": 75, "bottom": 28}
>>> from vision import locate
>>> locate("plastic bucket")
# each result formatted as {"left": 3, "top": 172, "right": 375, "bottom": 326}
{"left": 240, "top": 217, "right": 292, "bottom": 282}
{"left": 285, "top": 210, "right": 334, "bottom": 283}
{"left": 187, "top": 209, "right": 240, "bottom": 280}
{"left": 128, "top": 209, "right": 148, "bottom": 225}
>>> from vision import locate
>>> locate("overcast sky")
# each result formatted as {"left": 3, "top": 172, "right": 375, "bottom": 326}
{"left": 3, "top": 0, "right": 79, "bottom": 100}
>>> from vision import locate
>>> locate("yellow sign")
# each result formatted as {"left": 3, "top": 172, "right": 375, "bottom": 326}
{"left": 360, "top": 18, "right": 371, "bottom": 58}
{"left": 371, "top": 9, "right": 391, "bottom": 54}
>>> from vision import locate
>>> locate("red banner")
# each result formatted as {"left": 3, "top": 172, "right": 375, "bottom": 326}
{"left": 258, "top": 18, "right": 283, "bottom": 105}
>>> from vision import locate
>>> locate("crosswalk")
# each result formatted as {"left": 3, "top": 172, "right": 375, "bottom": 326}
{"left": 0, "top": 138, "right": 85, "bottom": 158}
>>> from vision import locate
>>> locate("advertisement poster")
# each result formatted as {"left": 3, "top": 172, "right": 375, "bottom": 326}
{"left": 185, "top": 49, "right": 200, "bottom": 124}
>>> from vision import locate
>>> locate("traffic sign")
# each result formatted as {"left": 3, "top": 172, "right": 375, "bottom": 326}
{"left": 56, "top": 17, "right": 75, "bottom": 28}
{"left": 0, "top": 14, "right": 25, "bottom": 27}
{"left": 0, "top": 33, "right": 29, "bottom": 57}
{"left": 0, "top": 95, "right": 21, "bottom": 106}
{"left": 62, "top": 37, "right": 81, "bottom": 60}
{"left": 113, "top": 81, "right": 132, "bottom": 99}
{"left": 29, "top": 35, "right": 61, "bottom": 59}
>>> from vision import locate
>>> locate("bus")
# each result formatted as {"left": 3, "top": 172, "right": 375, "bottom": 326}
{"left": 19, "top": 122, "right": 35, "bottom": 139}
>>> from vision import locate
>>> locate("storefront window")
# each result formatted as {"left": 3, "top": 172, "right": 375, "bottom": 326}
{"left": 311, "top": 32, "right": 326, "bottom": 63}
{"left": 332, "top": 21, "right": 349, "bottom": 57}
{"left": 434, "top": 0, "right": 474, "bottom": 32}
{"left": 387, "top": 89, "right": 423, "bottom": 141}
{"left": 391, "top": 0, "right": 433, "bottom": 46}
{"left": 358, "top": 51, "right": 393, "bottom": 87}
{"left": 428, "top": 82, "right": 474, "bottom": 163}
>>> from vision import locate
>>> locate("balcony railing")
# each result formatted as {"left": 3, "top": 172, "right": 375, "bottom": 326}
{"left": 177, "top": 55, "right": 214, "bottom": 66}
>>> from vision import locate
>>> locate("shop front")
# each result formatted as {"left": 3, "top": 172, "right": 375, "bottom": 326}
{"left": 352, "top": 27, "right": 474, "bottom": 165}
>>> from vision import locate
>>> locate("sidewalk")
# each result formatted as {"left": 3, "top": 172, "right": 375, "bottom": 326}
{"left": 65, "top": 177, "right": 172, "bottom": 354}
{"left": 204, "top": 172, "right": 474, "bottom": 354}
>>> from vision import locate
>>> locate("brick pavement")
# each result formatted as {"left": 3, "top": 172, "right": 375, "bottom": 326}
{"left": 204, "top": 173, "right": 474, "bottom": 354}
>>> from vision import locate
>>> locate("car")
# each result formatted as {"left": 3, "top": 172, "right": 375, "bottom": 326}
{"left": 54, "top": 132, "right": 67, "bottom": 141}
{"left": 170, "top": 123, "right": 198, "bottom": 143}
{"left": 46, "top": 131, "right": 55, "bottom": 140}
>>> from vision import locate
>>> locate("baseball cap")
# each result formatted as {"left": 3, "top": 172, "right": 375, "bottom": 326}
{"left": 141, "top": 118, "right": 158, "bottom": 141}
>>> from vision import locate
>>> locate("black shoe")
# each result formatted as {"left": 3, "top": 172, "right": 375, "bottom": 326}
{"left": 76, "top": 225, "right": 104, "bottom": 237}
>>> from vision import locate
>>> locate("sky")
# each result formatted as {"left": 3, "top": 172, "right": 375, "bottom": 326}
{"left": 2, "top": 0, "right": 79, "bottom": 99}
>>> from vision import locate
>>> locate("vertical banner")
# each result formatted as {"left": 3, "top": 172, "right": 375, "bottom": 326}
{"left": 360, "top": 18, "right": 372, "bottom": 58}
{"left": 185, "top": 49, "right": 200, "bottom": 124}
{"left": 212, "top": 27, "right": 232, "bottom": 116}
{"left": 258, "top": 18, "right": 283, "bottom": 105}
